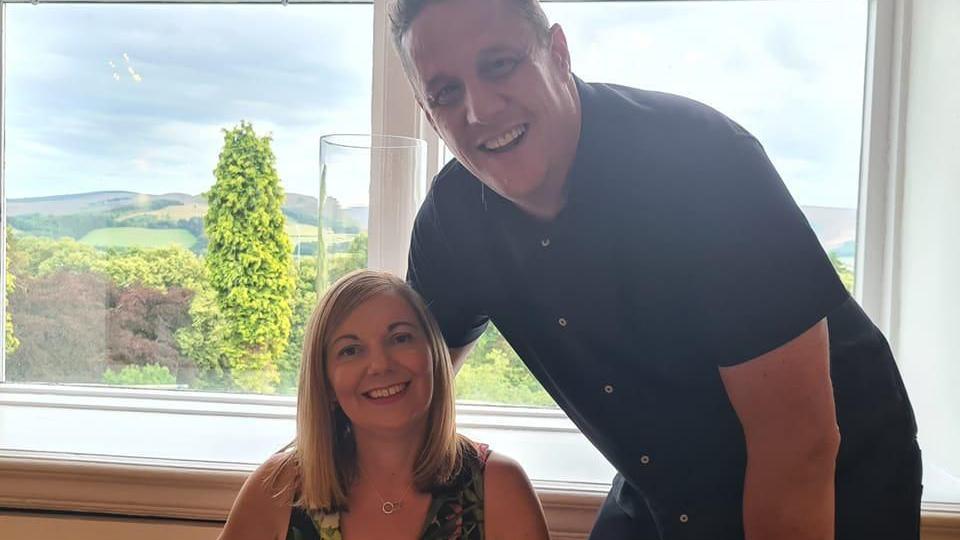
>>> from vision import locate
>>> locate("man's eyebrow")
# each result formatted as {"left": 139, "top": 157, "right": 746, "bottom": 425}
{"left": 476, "top": 44, "right": 519, "bottom": 64}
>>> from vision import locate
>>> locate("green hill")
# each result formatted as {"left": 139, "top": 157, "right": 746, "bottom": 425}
{"left": 80, "top": 227, "right": 197, "bottom": 249}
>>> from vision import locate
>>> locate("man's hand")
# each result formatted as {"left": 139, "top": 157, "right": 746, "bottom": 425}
{"left": 719, "top": 319, "right": 840, "bottom": 540}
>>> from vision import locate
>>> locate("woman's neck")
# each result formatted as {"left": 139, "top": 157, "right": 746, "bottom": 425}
{"left": 352, "top": 425, "right": 425, "bottom": 492}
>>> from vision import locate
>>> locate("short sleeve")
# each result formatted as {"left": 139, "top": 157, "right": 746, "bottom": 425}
{"left": 663, "top": 135, "right": 850, "bottom": 367}
{"left": 407, "top": 190, "right": 489, "bottom": 349}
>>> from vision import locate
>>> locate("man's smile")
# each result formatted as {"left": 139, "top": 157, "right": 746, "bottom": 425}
{"left": 479, "top": 124, "right": 527, "bottom": 152}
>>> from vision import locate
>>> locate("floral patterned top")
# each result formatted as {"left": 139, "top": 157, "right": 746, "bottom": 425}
{"left": 286, "top": 443, "right": 491, "bottom": 540}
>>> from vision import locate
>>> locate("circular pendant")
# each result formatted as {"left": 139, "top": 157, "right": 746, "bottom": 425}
{"left": 382, "top": 501, "right": 399, "bottom": 515}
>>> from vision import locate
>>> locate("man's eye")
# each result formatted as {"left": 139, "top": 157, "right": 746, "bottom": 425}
{"left": 432, "top": 85, "right": 462, "bottom": 107}
{"left": 487, "top": 57, "right": 519, "bottom": 78}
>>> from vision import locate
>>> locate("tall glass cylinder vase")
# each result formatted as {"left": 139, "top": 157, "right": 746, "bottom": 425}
{"left": 318, "top": 134, "right": 427, "bottom": 290}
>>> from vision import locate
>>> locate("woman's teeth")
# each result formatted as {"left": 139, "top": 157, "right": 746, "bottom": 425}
{"left": 483, "top": 125, "right": 526, "bottom": 151}
{"left": 366, "top": 383, "right": 407, "bottom": 399}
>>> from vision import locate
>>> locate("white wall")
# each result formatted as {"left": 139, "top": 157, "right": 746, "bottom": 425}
{"left": 897, "top": 0, "right": 960, "bottom": 498}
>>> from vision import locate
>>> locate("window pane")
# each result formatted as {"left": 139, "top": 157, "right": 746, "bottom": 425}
{"left": 446, "top": 1, "right": 867, "bottom": 409}
{"left": 3, "top": 3, "right": 373, "bottom": 394}
{"left": 547, "top": 0, "right": 865, "bottom": 290}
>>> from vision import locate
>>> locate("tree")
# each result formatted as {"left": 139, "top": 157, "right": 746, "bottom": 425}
{"left": 829, "top": 251, "right": 855, "bottom": 293}
{"left": 105, "top": 285, "right": 195, "bottom": 380}
{"left": 204, "top": 122, "right": 295, "bottom": 392}
{"left": 4, "top": 227, "right": 20, "bottom": 354}
{"left": 327, "top": 232, "right": 367, "bottom": 285}
{"left": 103, "top": 363, "right": 177, "bottom": 386}
{"left": 6, "top": 271, "right": 112, "bottom": 382}
{"left": 457, "top": 323, "right": 554, "bottom": 407}
{"left": 277, "top": 256, "right": 320, "bottom": 394}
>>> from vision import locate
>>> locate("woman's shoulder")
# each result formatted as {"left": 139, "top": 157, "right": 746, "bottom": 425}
{"left": 482, "top": 451, "right": 529, "bottom": 492}
{"left": 480, "top": 450, "right": 550, "bottom": 540}
{"left": 218, "top": 451, "right": 298, "bottom": 540}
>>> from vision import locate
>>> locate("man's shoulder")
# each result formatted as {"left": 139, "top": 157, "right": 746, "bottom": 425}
{"left": 419, "top": 158, "right": 484, "bottom": 223}
{"left": 411, "top": 158, "right": 485, "bottom": 252}
{"left": 582, "top": 80, "right": 755, "bottom": 147}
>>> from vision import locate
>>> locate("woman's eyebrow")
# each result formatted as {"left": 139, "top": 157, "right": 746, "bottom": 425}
{"left": 388, "top": 321, "right": 417, "bottom": 331}
{"left": 331, "top": 334, "right": 359, "bottom": 346}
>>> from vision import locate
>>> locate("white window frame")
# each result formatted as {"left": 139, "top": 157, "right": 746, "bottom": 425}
{"left": 3, "top": 0, "right": 955, "bottom": 526}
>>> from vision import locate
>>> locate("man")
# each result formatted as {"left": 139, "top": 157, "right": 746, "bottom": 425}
{"left": 392, "top": 0, "right": 921, "bottom": 538}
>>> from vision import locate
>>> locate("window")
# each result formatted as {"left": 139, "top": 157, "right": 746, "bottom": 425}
{"left": 2, "top": 1, "right": 373, "bottom": 394}
{"left": 2, "top": 0, "right": 958, "bottom": 510}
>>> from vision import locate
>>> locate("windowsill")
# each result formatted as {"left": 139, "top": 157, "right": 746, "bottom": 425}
{"left": 0, "top": 383, "right": 611, "bottom": 538}
{"left": 1, "top": 383, "right": 958, "bottom": 537}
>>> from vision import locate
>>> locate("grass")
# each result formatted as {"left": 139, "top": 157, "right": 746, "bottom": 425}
{"left": 80, "top": 227, "right": 198, "bottom": 249}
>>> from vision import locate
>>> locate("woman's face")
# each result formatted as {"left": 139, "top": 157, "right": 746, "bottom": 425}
{"left": 325, "top": 292, "right": 435, "bottom": 435}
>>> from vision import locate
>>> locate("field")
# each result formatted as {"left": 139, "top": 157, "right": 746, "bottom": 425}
{"left": 118, "top": 203, "right": 208, "bottom": 222}
{"left": 80, "top": 227, "right": 198, "bottom": 249}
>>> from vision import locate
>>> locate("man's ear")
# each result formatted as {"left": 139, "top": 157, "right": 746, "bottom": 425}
{"left": 548, "top": 23, "right": 572, "bottom": 73}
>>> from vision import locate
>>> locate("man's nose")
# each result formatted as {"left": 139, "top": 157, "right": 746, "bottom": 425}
{"left": 464, "top": 84, "right": 506, "bottom": 126}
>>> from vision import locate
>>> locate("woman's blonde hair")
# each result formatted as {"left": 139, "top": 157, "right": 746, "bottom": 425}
{"left": 272, "top": 270, "right": 467, "bottom": 512}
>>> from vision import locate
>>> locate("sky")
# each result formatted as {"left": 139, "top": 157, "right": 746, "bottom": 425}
{"left": 5, "top": 0, "right": 866, "bottom": 209}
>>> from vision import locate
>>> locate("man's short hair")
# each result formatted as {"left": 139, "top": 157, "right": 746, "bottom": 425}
{"left": 389, "top": 0, "right": 552, "bottom": 54}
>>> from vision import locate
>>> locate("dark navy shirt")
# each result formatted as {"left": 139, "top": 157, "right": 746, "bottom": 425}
{"left": 408, "top": 78, "right": 918, "bottom": 539}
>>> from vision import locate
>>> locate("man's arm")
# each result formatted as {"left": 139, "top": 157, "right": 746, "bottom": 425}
{"left": 449, "top": 341, "right": 478, "bottom": 374}
{"left": 718, "top": 318, "right": 840, "bottom": 540}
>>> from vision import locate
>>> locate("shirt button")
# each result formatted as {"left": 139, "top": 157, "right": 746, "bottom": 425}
{"left": 640, "top": 455, "right": 651, "bottom": 465}
{"left": 540, "top": 238, "right": 551, "bottom": 247}
{"left": 603, "top": 384, "right": 614, "bottom": 394}
{"left": 558, "top": 317, "right": 567, "bottom": 327}
{"left": 679, "top": 514, "right": 689, "bottom": 524}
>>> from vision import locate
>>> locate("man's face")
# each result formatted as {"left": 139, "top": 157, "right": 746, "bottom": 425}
{"left": 403, "top": 0, "right": 579, "bottom": 207}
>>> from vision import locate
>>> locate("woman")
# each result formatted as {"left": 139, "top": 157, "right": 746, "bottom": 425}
{"left": 220, "top": 270, "right": 550, "bottom": 540}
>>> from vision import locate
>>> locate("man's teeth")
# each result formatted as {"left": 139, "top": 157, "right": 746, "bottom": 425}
{"left": 367, "top": 383, "right": 407, "bottom": 399}
{"left": 483, "top": 126, "right": 525, "bottom": 150}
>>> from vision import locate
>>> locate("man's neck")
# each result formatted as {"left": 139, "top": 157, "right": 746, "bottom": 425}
{"left": 512, "top": 81, "right": 582, "bottom": 222}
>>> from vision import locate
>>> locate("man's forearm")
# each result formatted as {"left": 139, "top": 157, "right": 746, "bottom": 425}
{"left": 449, "top": 341, "right": 477, "bottom": 374}
{"left": 742, "top": 432, "right": 840, "bottom": 540}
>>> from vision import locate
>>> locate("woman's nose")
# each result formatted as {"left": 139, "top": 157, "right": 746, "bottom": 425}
{"left": 366, "top": 346, "right": 391, "bottom": 374}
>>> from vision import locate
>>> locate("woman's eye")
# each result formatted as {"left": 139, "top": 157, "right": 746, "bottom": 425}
{"left": 337, "top": 345, "right": 360, "bottom": 358}
{"left": 392, "top": 332, "right": 414, "bottom": 345}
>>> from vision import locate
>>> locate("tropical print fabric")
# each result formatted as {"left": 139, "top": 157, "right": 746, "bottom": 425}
{"left": 286, "top": 443, "right": 490, "bottom": 540}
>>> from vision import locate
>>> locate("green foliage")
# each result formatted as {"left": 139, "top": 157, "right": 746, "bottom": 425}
{"left": 102, "top": 363, "right": 177, "bottom": 386}
{"left": 8, "top": 212, "right": 115, "bottom": 240}
{"left": 327, "top": 233, "right": 367, "bottom": 285}
{"left": 96, "top": 246, "right": 205, "bottom": 290}
{"left": 4, "top": 227, "right": 20, "bottom": 354}
{"left": 277, "top": 257, "right": 321, "bottom": 394}
{"left": 10, "top": 235, "right": 100, "bottom": 277}
{"left": 829, "top": 251, "right": 855, "bottom": 293}
{"left": 456, "top": 324, "right": 555, "bottom": 407}
{"left": 204, "top": 121, "right": 295, "bottom": 392}
{"left": 175, "top": 285, "right": 237, "bottom": 389}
